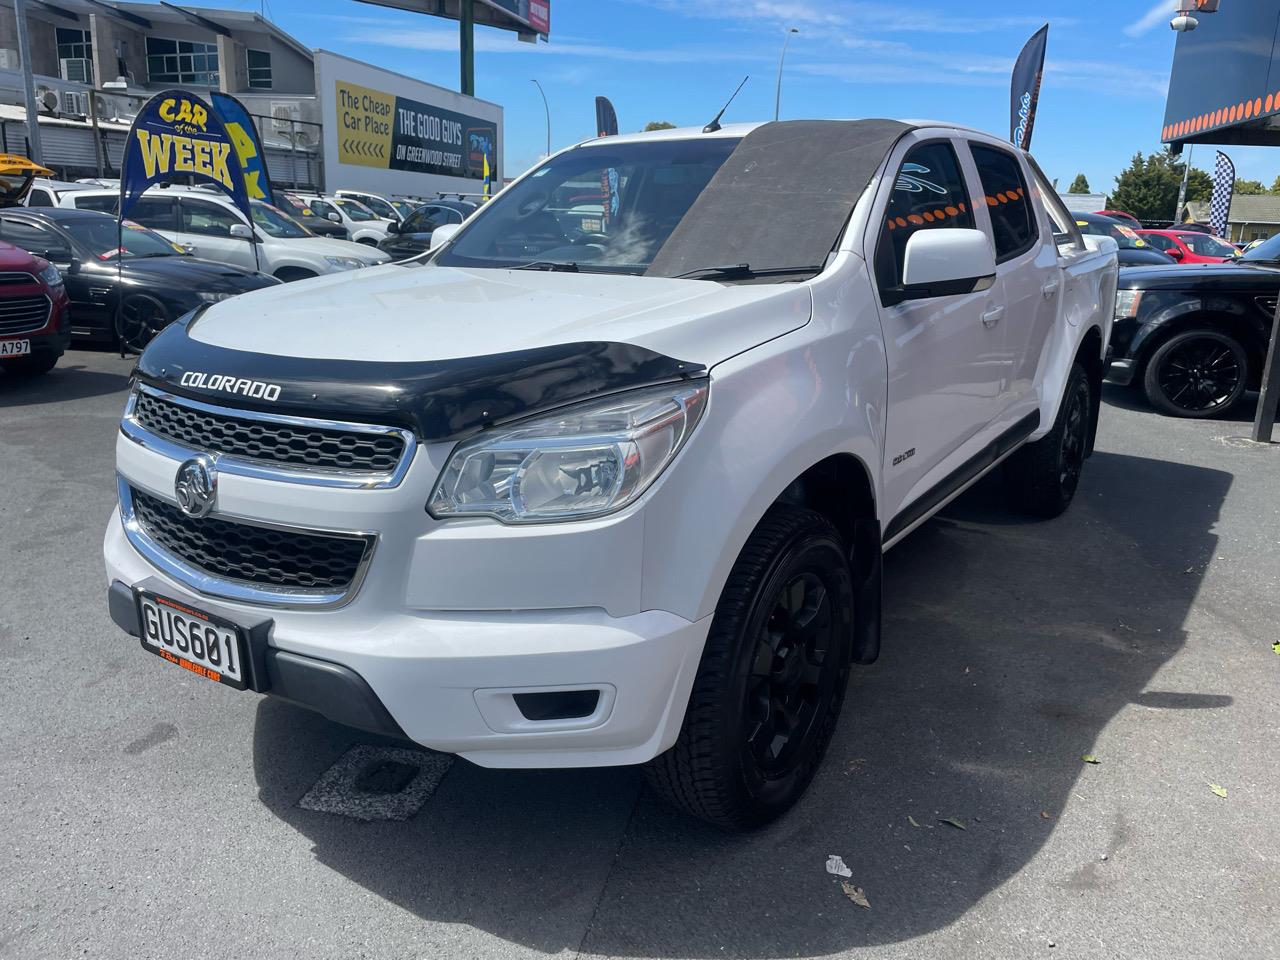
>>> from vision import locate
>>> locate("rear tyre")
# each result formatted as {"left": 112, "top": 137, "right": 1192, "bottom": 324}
{"left": 116, "top": 294, "right": 170, "bottom": 354}
{"left": 274, "top": 267, "right": 318, "bottom": 283}
{"left": 0, "top": 352, "right": 58, "bottom": 376}
{"left": 1004, "top": 362, "right": 1092, "bottom": 519}
{"left": 644, "top": 505, "right": 854, "bottom": 829}
{"left": 1142, "top": 328, "right": 1248, "bottom": 418}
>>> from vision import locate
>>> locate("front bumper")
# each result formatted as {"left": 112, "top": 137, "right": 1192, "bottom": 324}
{"left": 104, "top": 499, "right": 711, "bottom": 769}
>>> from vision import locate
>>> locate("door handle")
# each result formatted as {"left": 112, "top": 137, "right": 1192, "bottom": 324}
{"left": 981, "top": 306, "right": 1005, "bottom": 328}
{"left": 1042, "top": 279, "right": 1060, "bottom": 299}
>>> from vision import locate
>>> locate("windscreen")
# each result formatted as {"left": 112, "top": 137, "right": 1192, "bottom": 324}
{"left": 435, "top": 137, "right": 740, "bottom": 275}
{"left": 336, "top": 198, "right": 377, "bottom": 222}
{"left": 357, "top": 195, "right": 399, "bottom": 219}
{"left": 251, "top": 202, "right": 309, "bottom": 238}
{"left": 1076, "top": 218, "right": 1146, "bottom": 250}
{"left": 1242, "top": 234, "right": 1280, "bottom": 261}
{"left": 1181, "top": 233, "right": 1238, "bottom": 257}
{"left": 64, "top": 218, "right": 185, "bottom": 260}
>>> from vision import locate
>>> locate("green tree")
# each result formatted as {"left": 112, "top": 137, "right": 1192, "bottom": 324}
{"left": 1186, "top": 168, "right": 1213, "bottom": 203}
{"left": 1111, "top": 150, "right": 1180, "bottom": 222}
{"left": 1068, "top": 173, "right": 1091, "bottom": 193}
{"left": 1235, "top": 178, "right": 1266, "bottom": 195}
{"left": 1270, "top": 175, "right": 1280, "bottom": 195}
{"left": 1111, "top": 148, "right": 1212, "bottom": 222}
{"left": 643, "top": 121, "right": 676, "bottom": 131}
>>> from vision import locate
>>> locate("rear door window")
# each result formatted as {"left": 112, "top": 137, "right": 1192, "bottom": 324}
{"left": 129, "top": 197, "right": 177, "bottom": 231}
{"left": 875, "top": 140, "right": 975, "bottom": 296}
{"left": 74, "top": 194, "right": 120, "bottom": 214}
{"left": 179, "top": 199, "right": 242, "bottom": 237}
{"left": 969, "top": 143, "right": 1038, "bottom": 262}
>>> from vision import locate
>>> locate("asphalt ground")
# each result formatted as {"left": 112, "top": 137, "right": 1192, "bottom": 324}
{"left": 2, "top": 347, "right": 1278, "bottom": 960}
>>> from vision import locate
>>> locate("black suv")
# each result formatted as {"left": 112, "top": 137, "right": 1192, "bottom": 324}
{"left": 1110, "top": 240, "right": 1280, "bottom": 417}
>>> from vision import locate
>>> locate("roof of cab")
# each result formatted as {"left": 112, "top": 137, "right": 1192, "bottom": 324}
{"left": 574, "top": 118, "right": 995, "bottom": 150}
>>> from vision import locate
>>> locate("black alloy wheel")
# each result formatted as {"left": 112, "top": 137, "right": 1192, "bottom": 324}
{"left": 743, "top": 570, "right": 840, "bottom": 782}
{"left": 1004, "top": 362, "right": 1093, "bottom": 519}
{"left": 645, "top": 505, "right": 854, "bottom": 829}
{"left": 1057, "top": 374, "right": 1090, "bottom": 497}
{"left": 1145, "top": 330, "right": 1248, "bottom": 418}
{"left": 116, "top": 294, "right": 170, "bottom": 354}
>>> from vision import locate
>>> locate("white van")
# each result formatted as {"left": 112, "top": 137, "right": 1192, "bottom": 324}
{"left": 61, "top": 188, "right": 389, "bottom": 281}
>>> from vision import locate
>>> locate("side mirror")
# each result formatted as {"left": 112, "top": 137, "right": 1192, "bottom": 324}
{"left": 326, "top": 212, "right": 342, "bottom": 223}
{"left": 1168, "top": 247, "right": 1184, "bottom": 260}
{"left": 385, "top": 220, "right": 399, "bottom": 234}
{"left": 892, "top": 228, "right": 996, "bottom": 305}
{"left": 180, "top": 243, "right": 196, "bottom": 255}
{"left": 429, "top": 223, "right": 461, "bottom": 250}
{"left": 229, "top": 223, "right": 254, "bottom": 241}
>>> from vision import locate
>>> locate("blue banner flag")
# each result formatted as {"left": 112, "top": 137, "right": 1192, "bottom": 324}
{"left": 119, "top": 89, "right": 250, "bottom": 221}
{"left": 209, "top": 91, "right": 273, "bottom": 203}
{"left": 1010, "top": 24, "right": 1048, "bottom": 151}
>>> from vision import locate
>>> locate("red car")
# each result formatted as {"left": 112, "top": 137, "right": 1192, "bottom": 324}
{"left": 1097, "top": 209, "right": 1143, "bottom": 230}
{"left": 1136, "top": 229, "right": 1241, "bottom": 264}
{"left": 0, "top": 239, "right": 71, "bottom": 376}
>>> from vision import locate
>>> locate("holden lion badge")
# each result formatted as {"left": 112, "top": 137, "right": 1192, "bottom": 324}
{"left": 174, "top": 453, "right": 218, "bottom": 518}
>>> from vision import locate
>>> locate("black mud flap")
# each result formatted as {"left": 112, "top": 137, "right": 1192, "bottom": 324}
{"left": 849, "top": 518, "right": 882, "bottom": 665}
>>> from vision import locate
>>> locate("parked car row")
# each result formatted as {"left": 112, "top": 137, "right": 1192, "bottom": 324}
{"left": 0, "top": 177, "right": 490, "bottom": 373}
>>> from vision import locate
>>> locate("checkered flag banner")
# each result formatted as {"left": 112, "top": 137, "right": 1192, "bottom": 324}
{"left": 1210, "top": 151, "right": 1235, "bottom": 239}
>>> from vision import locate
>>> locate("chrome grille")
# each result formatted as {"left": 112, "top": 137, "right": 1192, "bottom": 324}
{"left": 0, "top": 294, "right": 51, "bottom": 336}
{"left": 0, "top": 272, "right": 37, "bottom": 286}
{"left": 130, "top": 388, "right": 410, "bottom": 478}
{"left": 129, "top": 486, "right": 371, "bottom": 593}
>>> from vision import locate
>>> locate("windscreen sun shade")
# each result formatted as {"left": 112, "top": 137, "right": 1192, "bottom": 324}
{"left": 646, "top": 119, "right": 915, "bottom": 279}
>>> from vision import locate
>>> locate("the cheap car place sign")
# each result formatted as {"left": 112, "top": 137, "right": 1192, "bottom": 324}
{"left": 336, "top": 79, "right": 497, "bottom": 181}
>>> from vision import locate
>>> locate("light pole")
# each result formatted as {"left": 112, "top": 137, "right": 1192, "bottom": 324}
{"left": 531, "top": 78, "right": 550, "bottom": 157}
{"left": 774, "top": 27, "right": 799, "bottom": 122}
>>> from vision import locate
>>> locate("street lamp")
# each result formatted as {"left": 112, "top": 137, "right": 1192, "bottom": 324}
{"left": 774, "top": 27, "right": 799, "bottom": 122}
{"left": 531, "top": 78, "right": 551, "bottom": 157}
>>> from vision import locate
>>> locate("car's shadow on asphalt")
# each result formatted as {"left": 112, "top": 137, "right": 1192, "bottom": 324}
{"left": 1102, "top": 380, "right": 1261, "bottom": 424}
{"left": 252, "top": 448, "right": 1229, "bottom": 956}
{"left": 0, "top": 355, "right": 134, "bottom": 407}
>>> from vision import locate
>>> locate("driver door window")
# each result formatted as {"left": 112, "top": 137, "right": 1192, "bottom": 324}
{"left": 0, "top": 218, "right": 71, "bottom": 262}
{"left": 874, "top": 141, "right": 976, "bottom": 299}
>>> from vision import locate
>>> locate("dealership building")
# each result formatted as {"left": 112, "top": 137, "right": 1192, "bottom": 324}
{"left": 0, "top": 0, "right": 507, "bottom": 195}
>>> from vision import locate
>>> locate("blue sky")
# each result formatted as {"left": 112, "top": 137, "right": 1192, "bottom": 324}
{"left": 248, "top": 0, "right": 1278, "bottom": 195}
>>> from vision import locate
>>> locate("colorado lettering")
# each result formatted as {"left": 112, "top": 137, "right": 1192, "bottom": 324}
{"left": 180, "top": 371, "right": 282, "bottom": 401}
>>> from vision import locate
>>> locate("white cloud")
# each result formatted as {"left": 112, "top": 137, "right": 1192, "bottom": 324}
{"left": 621, "top": 0, "right": 1063, "bottom": 34}
{"left": 1124, "top": 1, "right": 1173, "bottom": 37}
{"left": 346, "top": 25, "right": 768, "bottom": 64}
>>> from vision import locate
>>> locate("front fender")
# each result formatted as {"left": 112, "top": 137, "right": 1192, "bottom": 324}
{"left": 639, "top": 260, "right": 888, "bottom": 622}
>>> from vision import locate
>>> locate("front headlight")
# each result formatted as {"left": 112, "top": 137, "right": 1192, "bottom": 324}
{"left": 37, "top": 263, "right": 63, "bottom": 288}
{"left": 1115, "top": 289, "right": 1143, "bottom": 319}
{"left": 429, "top": 379, "right": 710, "bottom": 523}
{"left": 196, "top": 291, "right": 235, "bottom": 303}
{"left": 325, "top": 256, "right": 363, "bottom": 271}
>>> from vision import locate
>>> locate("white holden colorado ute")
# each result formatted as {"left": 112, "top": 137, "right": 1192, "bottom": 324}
{"left": 104, "top": 120, "right": 1117, "bottom": 828}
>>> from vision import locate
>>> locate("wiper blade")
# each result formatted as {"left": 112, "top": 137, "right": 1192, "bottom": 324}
{"left": 675, "top": 263, "right": 824, "bottom": 281}
{"left": 511, "top": 260, "right": 579, "bottom": 272}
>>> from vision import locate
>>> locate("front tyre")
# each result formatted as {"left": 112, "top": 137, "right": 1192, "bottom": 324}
{"left": 644, "top": 505, "right": 854, "bottom": 829}
{"left": 1004, "top": 362, "right": 1092, "bottom": 519}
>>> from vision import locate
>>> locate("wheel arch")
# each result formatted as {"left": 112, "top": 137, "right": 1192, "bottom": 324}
{"left": 774, "top": 452, "right": 883, "bottom": 665}
{"left": 1073, "top": 325, "right": 1105, "bottom": 456}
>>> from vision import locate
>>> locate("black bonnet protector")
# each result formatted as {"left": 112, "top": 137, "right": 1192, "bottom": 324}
{"left": 134, "top": 316, "right": 705, "bottom": 442}
{"left": 646, "top": 119, "right": 915, "bottom": 279}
